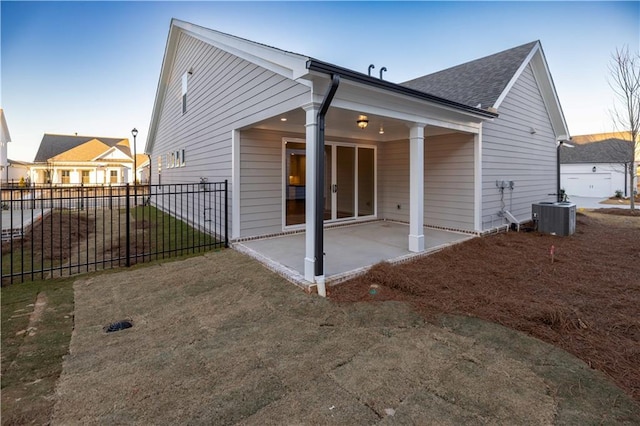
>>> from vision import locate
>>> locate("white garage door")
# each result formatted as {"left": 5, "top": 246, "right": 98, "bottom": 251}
{"left": 562, "top": 173, "right": 611, "bottom": 197}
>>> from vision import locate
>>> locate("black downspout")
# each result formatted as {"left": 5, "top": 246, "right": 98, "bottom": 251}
{"left": 557, "top": 144, "right": 561, "bottom": 203}
{"left": 315, "top": 74, "right": 340, "bottom": 278}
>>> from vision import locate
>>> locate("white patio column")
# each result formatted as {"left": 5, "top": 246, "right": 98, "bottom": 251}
{"left": 231, "top": 129, "right": 241, "bottom": 240}
{"left": 303, "top": 103, "right": 320, "bottom": 283}
{"left": 408, "top": 123, "right": 425, "bottom": 252}
{"left": 473, "top": 128, "right": 483, "bottom": 232}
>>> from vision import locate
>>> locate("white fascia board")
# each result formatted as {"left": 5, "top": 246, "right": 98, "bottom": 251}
{"left": 493, "top": 42, "right": 570, "bottom": 139}
{"left": 493, "top": 43, "right": 539, "bottom": 109}
{"left": 529, "top": 49, "right": 570, "bottom": 139}
{"left": 336, "top": 78, "right": 488, "bottom": 127}
{"left": 303, "top": 71, "right": 493, "bottom": 125}
{"left": 145, "top": 20, "right": 311, "bottom": 155}
{"left": 329, "top": 79, "right": 483, "bottom": 134}
{"left": 174, "top": 20, "right": 310, "bottom": 81}
{"left": 0, "top": 109, "right": 11, "bottom": 144}
{"left": 145, "top": 21, "right": 181, "bottom": 155}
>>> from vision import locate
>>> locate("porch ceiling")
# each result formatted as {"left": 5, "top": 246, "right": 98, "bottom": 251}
{"left": 250, "top": 107, "right": 461, "bottom": 142}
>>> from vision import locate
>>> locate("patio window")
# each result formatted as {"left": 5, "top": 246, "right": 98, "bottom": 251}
{"left": 182, "top": 73, "right": 188, "bottom": 114}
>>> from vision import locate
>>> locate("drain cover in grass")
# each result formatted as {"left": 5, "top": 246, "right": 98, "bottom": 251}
{"left": 104, "top": 320, "right": 133, "bottom": 333}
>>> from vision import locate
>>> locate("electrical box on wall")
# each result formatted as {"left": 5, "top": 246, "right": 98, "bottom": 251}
{"left": 495, "top": 180, "right": 515, "bottom": 190}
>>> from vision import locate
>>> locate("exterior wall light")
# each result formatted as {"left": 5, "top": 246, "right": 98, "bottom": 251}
{"left": 592, "top": 166, "right": 597, "bottom": 173}
{"left": 357, "top": 115, "right": 369, "bottom": 129}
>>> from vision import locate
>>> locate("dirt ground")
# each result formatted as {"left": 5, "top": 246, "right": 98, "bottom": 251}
{"left": 2, "top": 208, "right": 158, "bottom": 285}
{"left": 331, "top": 210, "right": 640, "bottom": 403}
{"left": 51, "top": 247, "right": 639, "bottom": 424}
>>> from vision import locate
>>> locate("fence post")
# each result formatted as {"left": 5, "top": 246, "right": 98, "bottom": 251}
{"left": 80, "top": 183, "right": 85, "bottom": 210}
{"left": 224, "top": 180, "right": 229, "bottom": 248}
{"left": 125, "top": 183, "right": 131, "bottom": 267}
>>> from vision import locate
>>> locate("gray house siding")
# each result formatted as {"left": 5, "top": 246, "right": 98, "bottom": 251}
{"left": 378, "top": 139, "right": 409, "bottom": 222}
{"left": 239, "top": 129, "right": 287, "bottom": 238}
{"left": 148, "top": 32, "right": 308, "bottom": 231}
{"left": 378, "top": 133, "right": 475, "bottom": 231}
{"left": 482, "top": 64, "right": 556, "bottom": 228}
{"left": 240, "top": 131, "right": 379, "bottom": 238}
{"left": 425, "top": 133, "right": 475, "bottom": 230}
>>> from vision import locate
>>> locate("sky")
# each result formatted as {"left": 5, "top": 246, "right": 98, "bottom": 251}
{"left": 1, "top": 1, "right": 639, "bottom": 162}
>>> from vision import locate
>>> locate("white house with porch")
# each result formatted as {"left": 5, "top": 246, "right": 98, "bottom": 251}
{"left": 145, "top": 19, "right": 569, "bottom": 293}
{"left": 30, "top": 134, "right": 147, "bottom": 185}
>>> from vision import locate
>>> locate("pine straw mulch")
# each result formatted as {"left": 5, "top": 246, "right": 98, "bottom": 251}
{"left": 329, "top": 210, "right": 640, "bottom": 402}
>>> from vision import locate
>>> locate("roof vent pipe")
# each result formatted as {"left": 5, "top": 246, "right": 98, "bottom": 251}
{"left": 379, "top": 67, "right": 387, "bottom": 80}
{"left": 368, "top": 64, "right": 375, "bottom": 76}
{"left": 315, "top": 74, "right": 340, "bottom": 297}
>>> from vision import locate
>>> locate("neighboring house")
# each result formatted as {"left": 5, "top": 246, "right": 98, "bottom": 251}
{"left": 30, "top": 134, "right": 144, "bottom": 185}
{"left": 4, "top": 159, "right": 31, "bottom": 184}
{"left": 1, "top": 108, "right": 11, "bottom": 184}
{"left": 145, "top": 19, "right": 568, "bottom": 285}
{"left": 560, "top": 135, "right": 636, "bottom": 197}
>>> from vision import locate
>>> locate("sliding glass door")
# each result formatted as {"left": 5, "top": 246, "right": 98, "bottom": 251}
{"left": 284, "top": 140, "right": 375, "bottom": 227}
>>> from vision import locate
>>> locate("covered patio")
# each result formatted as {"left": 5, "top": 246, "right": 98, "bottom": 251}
{"left": 234, "top": 221, "right": 474, "bottom": 289}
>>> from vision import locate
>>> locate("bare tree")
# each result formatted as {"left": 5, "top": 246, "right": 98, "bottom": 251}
{"left": 609, "top": 46, "right": 640, "bottom": 210}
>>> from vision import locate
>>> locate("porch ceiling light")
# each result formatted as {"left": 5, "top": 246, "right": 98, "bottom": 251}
{"left": 357, "top": 115, "right": 369, "bottom": 130}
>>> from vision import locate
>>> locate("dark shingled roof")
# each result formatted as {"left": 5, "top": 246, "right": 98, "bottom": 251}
{"left": 33, "top": 134, "right": 126, "bottom": 163}
{"left": 560, "top": 139, "right": 633, "bottom": 164}
{"left": 401, "top": 41, "right": 538, "bottom": 108}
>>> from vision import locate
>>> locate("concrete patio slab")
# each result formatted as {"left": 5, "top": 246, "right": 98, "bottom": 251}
{"left": 235, "top": 221, "right": 474, "bottom": 287}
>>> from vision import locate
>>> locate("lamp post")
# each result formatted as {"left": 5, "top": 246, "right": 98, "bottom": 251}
{"left": 131, "top": 128, "right": 138, "bottom": 205}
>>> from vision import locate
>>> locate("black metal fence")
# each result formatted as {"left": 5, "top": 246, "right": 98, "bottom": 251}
{"left": 1, "top": 182, "right": 228, "bottom": 285}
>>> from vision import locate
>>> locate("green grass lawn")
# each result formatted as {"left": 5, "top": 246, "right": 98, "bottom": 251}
{"left": 1, "top": 277, "right": 75, "bottom": 424}
{"left": 132, "top": 205, "right": 220, "bottom": 259}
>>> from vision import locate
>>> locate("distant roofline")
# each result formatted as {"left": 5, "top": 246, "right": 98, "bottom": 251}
{"left": 42, "top": 132, "right": 128, "bottom": 140}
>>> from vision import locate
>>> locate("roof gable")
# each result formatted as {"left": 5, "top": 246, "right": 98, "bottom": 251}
{"left": 560, "top": 139, "right": 633, "bottom": 163}
{"left": 146, "top": 20, "right": 499, "bottom": 153}
{"left": 402, "top": 41, "right": 569, "bottom": 138}
{"left": 34, "top": 134, "right": 128, "bottom": 162}
{"left": 402, "top": 42, "right": 538, "bottom": 109}
{"left": 94, "top": 144, "right": 132, "bottom": 161}
{"left": 145, "top": 19, "right": 311, "bottom": 152}
{"left": 50, "top": 139, "right": 110, "bottom": 162}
